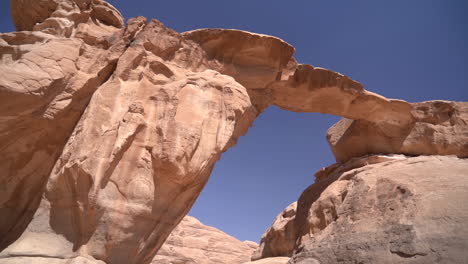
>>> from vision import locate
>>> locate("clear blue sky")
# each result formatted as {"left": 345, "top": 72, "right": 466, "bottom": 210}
{"left": 1, "top": 1, "right": 467, "bottom": 243}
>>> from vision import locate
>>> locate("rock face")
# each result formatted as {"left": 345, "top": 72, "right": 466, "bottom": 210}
{"left": 254, "top": 155, "right": 468, "bottom": 264}
{"left": 153, "top": 216, "right": 257, "bottom": 264}
{"left": 0, "top": 0, "right": 138, "bottom": 251}
{"left": 252, "top": 202, "right": 297, "bottom": 260}
{"left": 1, "top": 0, "right": 467, "bottom": 264}
{"left": 328, "top": 101, "right": 468, "bottom": 162}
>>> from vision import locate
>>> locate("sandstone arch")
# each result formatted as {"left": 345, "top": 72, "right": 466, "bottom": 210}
{"left": 1, "top": 1, "right": 467, "bottom": 263}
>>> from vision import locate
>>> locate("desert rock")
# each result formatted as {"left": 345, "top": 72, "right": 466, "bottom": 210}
{"left": 328, "top": 101, "right": 468, "bottom": 162}
{"left": 251, "top": 202, "right": 297, "bottom": 260}
{"left": 153, "top": 216, "right": 257, "bottom": 264}
{"left": 1, "top": 15, "right": 259, "bottom": 263}
{"left": 243, "top": 257, "right": 291, "bottom": 264}
{"left": 0, "top": 0, "right": 142, "bottom": 250}
{"left": 255, "top": 155, "right": 468, "bottom": 264}
{"left": 1, "top": 0, "right": 468, "bottom": 263}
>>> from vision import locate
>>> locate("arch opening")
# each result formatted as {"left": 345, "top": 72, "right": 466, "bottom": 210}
{"left": 189, "top": 106, "right": 340, "bottom": 242}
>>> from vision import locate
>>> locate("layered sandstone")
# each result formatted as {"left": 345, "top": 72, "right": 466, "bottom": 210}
{"left": 1, "top": 0, "right": 467, "bottom": 264}
{"left": 153, "top": 216, "right": 257, "bottom": 264}
{"left": 254, "top": 155, "right": 468, "bottom": 264}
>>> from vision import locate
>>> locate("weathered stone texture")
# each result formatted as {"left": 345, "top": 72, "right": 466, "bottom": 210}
{"left": 1, "top": 1, "right": 467, "bottom": 264}
{"left": 153, "top": 216, "right": 257, "bottom": 264}
{"left": 328, "top": 101, "right": 468, "bottom": 162}
{"left": 255, "top": 155, "right": 468, "bottom": 264}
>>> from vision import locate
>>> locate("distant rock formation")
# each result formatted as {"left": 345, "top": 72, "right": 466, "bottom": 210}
{"left": 0, "top": 0, "right": 467, "bottom": 263}
{"left": 153, "top": 216, "right": 257, "bottom": 264}
{"left": 253, "top": 155, "right": 468, "bottom": 263}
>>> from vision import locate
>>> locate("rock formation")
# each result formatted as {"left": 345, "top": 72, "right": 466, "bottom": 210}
{"left": 253, "top": 155, "right": 468, "bottom": 263}
{"left": 0, "top": 0, "right": 467, "bottom": 263}
{"left": 243, "top": 257, "right": 291, "bottom": 264}
{"left": 251, "top": 202, "right": 297, "bottom": 260}
{"left": 153, "top": 216, "right": 257, "bottom": 264}
{"left": 0, "top": 0, "right": 138, "bottom": 252}
{"left": 328, "top": 101, "right": 468, "bottom": 162}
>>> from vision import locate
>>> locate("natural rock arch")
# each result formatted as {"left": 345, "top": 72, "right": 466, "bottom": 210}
{"left": 1, "top": 1, "right": 467, "bottom": 263}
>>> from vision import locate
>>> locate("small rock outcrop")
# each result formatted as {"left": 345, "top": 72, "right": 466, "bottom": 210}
{"left": 1, "top": 0, "right": 467, "bottom": 264}
{"left": 153, "top": 216, "right": 257, "bottom": 264}
{"left": 254, "top": 155, "right": 468, "bottom": 264}
{"left": 251, "top": 202, "right": 297, "bottom": 260}
{"left": 328, "top": 101, "right": 468, "bottom": 162}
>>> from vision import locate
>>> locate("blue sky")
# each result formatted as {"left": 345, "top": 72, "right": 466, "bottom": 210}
{"left": 1, "top": 1, "right": 467, "bottom": 242}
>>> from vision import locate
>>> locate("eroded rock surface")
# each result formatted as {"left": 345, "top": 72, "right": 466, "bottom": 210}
{"left": 153, "top": 216, "right": 257, "bottom": 264}
{"left": 255, "top": 155, "right": 468, "bottom": 264}
{"left": 0, "top": 0, "right": 142, "bottom": 250}
{"left": 1, "top": 0, "right": 467, "bottom": 263}
{"left": 252, "top": 202, "right": 297, "bottom": 260}
{"left": 328, "top": 101, "right": 468, "bottom": 162}
{"left": 0, "top": 25, "right": 258, "bottom": 262}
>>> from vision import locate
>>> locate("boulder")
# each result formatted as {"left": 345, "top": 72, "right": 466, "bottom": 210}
{"left": 255, "top": 155, "right": 468, "bottom": 264}
{"left": 328, "top": 101, "right": 468, "bottom": 162}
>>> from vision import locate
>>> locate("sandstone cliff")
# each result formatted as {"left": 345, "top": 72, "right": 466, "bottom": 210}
{"left": 0, "top": 0, "right": 467, "bottom": 264}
